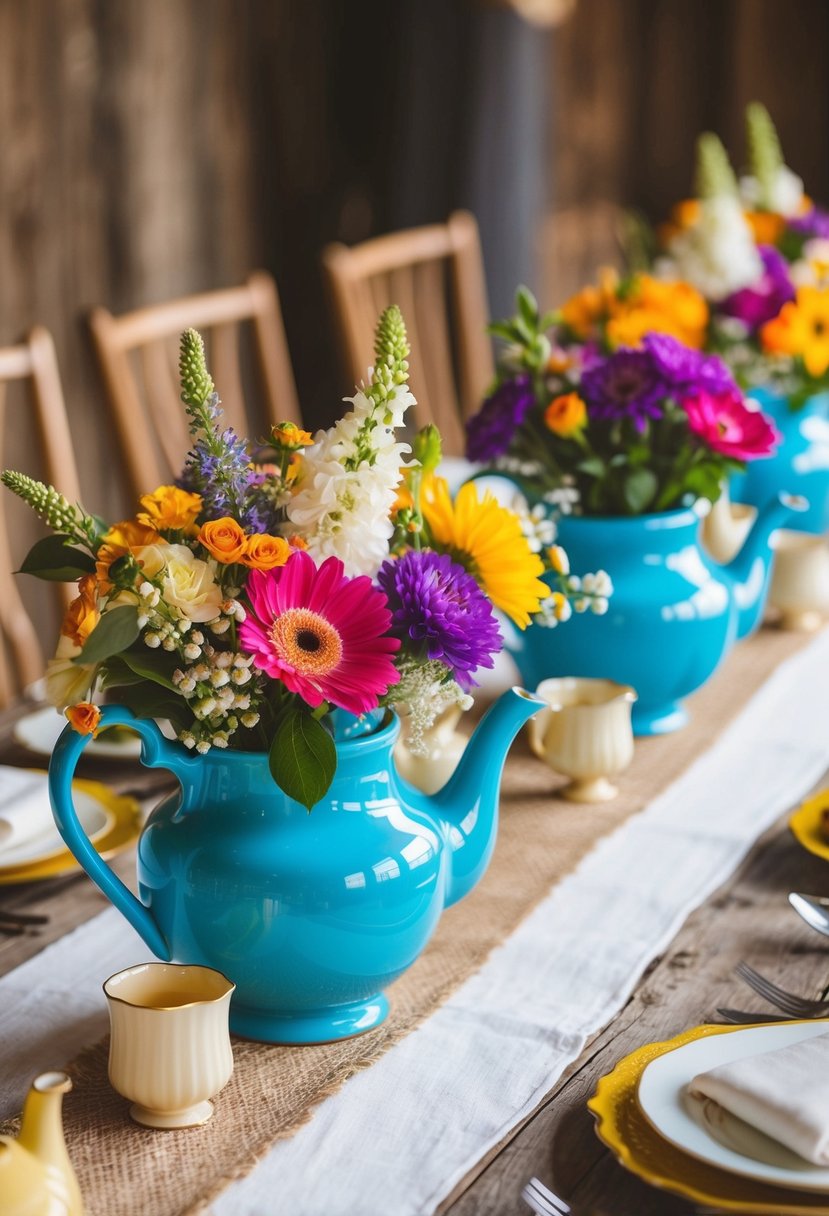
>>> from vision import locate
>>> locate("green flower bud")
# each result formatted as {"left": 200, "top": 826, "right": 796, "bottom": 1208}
{"left": 413, "top": 424, "right": 442, "bottom": 474}
{"left": 179, "top": 328, "right": 214, "bottom": 407}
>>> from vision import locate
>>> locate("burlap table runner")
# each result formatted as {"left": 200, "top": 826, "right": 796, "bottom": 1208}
{"left": 2, "top": 628, "right": 811, "bottom": 1215}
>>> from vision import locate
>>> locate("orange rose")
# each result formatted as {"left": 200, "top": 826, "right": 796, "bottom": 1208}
{"left": 198, "top": 518, "right": 248, "bottom": 564}
{"left": 61, "top": 574, "right": 100, "bottom": 647}
{"left": 65, "top": 702, "right": 101, "bottom": 738}
{"left": 243, "top": 534, "right": 291, "bottom": 570}
{"left": 96, "top": 521, "right": 161, "bottom": 592}
{"left": 544, "top": 393, "right": 587, "bottom": 438}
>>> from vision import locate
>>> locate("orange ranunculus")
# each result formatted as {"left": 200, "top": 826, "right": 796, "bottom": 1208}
{"left": 61, "top": 574, "right": 100, "bottom": 647}
{"left": 560, "top": 268, "right": 619, "bottom": 339}
{"left": 289, "top": 536, "right": 308, "bottom": 550}
{"left": 65, "top": 702, "right": 101, "bottom": 737}
{"left": 136, "top": 485, "right": 202, "bottom": 533}
{"left": 96, "top": 521, "right": 161, "bottom": 592}
{"left": 761, "top": 287, "right": 829, "bottom": 379}
{"left": 242, "top": 534, "right": 291, "bottom": 570}
{"left": 198, "top": 517, "right": 248, "bottom": 564}
{"left": 271, "top": 422, "right": 314, "bottom": 449}
{"left": 744, "top": 210, "right": 786, "bottom": 246}
{"left": 606, "top": 308, "right": 685, "bottom": 350}
{"left": 544, "top": 393, "right": 587, "bottom": 438}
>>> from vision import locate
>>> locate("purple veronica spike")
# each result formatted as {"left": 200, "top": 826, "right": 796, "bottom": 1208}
{"left": 376, "top": 550, "right": 502, "bottom": 689}
{"left": 466, "top": 375, "right": 535, "bottom": 462}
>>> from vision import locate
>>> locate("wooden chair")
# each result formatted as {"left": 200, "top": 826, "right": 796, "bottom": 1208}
{"left": 89, "top": 271, "right": 302, "bottom": 499}
{"left": 322, "top": 211, "right": 494, "bottom": 456}
{"left": 0, "top": 327, "right": 82, "bottom": 704}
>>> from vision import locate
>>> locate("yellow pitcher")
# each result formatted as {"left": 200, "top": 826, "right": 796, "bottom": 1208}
{"left": 0, "top": 1072, "right": 82, "bottom": 1216}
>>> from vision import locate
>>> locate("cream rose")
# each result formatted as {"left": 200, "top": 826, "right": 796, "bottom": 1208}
{"left": 159, "top": 544, "right": 223, "bottom": 623}
{"left": 46, "top": 635, "right": 96, "bottom": 710}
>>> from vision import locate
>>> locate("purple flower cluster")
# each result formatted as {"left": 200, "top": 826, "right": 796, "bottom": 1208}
{"left": 179, "top": 397, "right": 273, "bottom": 530}
{"left": 579, "top": 334, "right": 737, "bottom": 432}
{"left": 466, "top": 375, "right": 535, "bottom": 462}
{"left": 721, "top": 245, "right": 795, "bottom": 331}
{"left": 788, "top": 206, "right": 829, "bottom": 242}
{"left": 376, "top": 550, "right": 502, "bottom": 689}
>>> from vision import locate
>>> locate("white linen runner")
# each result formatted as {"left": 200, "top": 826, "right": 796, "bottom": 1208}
{"left": 3, "top": 629, "right": 829, "bottom": 1215}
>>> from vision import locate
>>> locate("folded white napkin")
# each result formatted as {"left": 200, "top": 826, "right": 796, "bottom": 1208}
{"left": 689, "top": 1031, "right": 829, "bottom": 1165}
{"left": 0, "top": 767, "right": 55, "bottom": 850}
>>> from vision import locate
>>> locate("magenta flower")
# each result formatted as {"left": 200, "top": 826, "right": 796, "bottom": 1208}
{"left": 682, "top": 390, "right": 780, "bottom": 462}
{"left": 240, "top": 551, "right": 400, "bottom": 715}
{"left": 720, "top": 245, "right": 795, "bottom": 332}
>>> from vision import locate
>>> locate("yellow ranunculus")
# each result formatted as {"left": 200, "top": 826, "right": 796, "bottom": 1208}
{"left": 137, "top": 485, "right": 202, "bottom": 533}
{"left": 271, "top": 422, "right": 314, "bottom": 449}
{"left": 544, "top": 393, "right": 587, "bottom": 438}
{"left": 161, "top": 544, "right": 223, "bottom": 623}
{"left": 96, "top": 521, "right": 161, "bottom": 592}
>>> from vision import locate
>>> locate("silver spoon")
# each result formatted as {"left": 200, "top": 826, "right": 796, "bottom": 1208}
{"left": 789, "top": 892, "right": 829, "bottom": 938}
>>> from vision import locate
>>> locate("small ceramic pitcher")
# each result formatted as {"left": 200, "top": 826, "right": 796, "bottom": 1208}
{"left": 104, "top": 962, "right": 235, "bottom": 1129}
{"left": 394, "top": 704, "right": 467, "bottom": 795}
{"left": 769, "top": 530, "right": 829, "bottom": 632}
{"left": 529, "top": 677, "right": 637, "bottom": 803}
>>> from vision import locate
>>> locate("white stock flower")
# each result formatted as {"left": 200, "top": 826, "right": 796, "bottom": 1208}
{"left": 158, "top": 544, "right": 223, "bottom": 623}
{"left": 659, "top": 196, "right": 763, "bottom": 301}
{"left": 45, "top": 635, "right": 96, "bottom": 710}
{"left": 740, "top": 166, "right": 805, "bottom": 217}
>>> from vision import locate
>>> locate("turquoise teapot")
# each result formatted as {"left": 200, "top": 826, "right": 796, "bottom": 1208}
{"left": 505, "top": 493, "right": 804, "bottom": 736}
{"left": 48, "top": 689, "right": 542, "bottom": 1045}
{"left": 731, "top": 386, "right": 829, "bottom": 534}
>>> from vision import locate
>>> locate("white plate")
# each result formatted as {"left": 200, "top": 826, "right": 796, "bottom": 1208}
{"left": 638, "top": 1021, "right": 829, "bottom": 1193}
{"left": 0, "top": 790, "right": 112, "bottom": 869}
{"left": 13, "top": 706, "right": 144, "bottom": 760}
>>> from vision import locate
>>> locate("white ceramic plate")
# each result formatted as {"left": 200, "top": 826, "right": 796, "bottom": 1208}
{"left": 0, "top": 789, "right": 112, "bottom": 869}
{"left": 637, "top": 1021, "right": 829, "bottom": 1193}
{"left": 13, "top": 706, "right": 144, "bottom": 760}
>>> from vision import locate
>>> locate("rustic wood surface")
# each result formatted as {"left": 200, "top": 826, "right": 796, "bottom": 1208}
{"left": 2, "top": 695, "right": 828, "bottom": 1215}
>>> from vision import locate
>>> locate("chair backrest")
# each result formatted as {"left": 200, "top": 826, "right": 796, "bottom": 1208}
{"left": 539, "top": 201, "right": 627, "bottom": 306}
{"left": 88, "top": 271, "right": 301, "bottom": 500}
{"left": 0, "top": 327, "right": 82, "bottom": 704}
{"left": 322, "top": 211, "right": 494, "bottom": 456}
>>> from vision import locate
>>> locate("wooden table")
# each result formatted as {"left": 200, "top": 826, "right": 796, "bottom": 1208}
{"left": 2, "top": 699, "right": 827, "bottom": 1216}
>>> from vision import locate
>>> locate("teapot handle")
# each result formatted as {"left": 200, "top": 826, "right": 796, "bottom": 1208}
{"left": 48, "top": 707, "right": 190, "bottom": 961}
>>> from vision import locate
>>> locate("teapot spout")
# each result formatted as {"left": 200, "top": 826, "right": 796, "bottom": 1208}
{"left": 17, "top": 1072, "right": 82, "bottom": 1214}
{"left": 430, "top": 687, "right": 544, "bottom": 908}
{"left": 725, "top": 492, "right": 808, "bottom": 639}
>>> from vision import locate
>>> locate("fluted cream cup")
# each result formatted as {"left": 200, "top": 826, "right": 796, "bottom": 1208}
{"left": 529, "top": 677, "right": 637, "bottom": 803}
{"left": 769, "top": 530, "right": 829, "bottom": 632}
{"left": 104, "top": 962, "right": 235, "bottom": 1129}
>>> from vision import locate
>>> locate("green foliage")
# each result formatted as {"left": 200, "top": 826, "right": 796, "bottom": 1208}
{"left": 18, "top": 535, "right": 95, "bottom": 581}
{"left": 695, "top": 132, "right": 738, "bottom": 200}
{"left": 269, "top": 706, "right": 336, "bottom": 811}
{"left": 74, "top": 606, "right": 140, "bottom": 664}
{"left": 746, "top": 101, "right": 783, "bottom": 207}
{"left": 1, "top": 471, "right": 95, "bottom": 547}
{"left": 179, "top": 328, "right": 215, "bottom": 409}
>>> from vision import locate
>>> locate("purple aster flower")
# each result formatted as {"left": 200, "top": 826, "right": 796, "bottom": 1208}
{"left": 720, "top": 245, "right": 795, "bottom": 332}
{"left": 466, "top": 375, "right": 534, "bottom": 463}
{"left": 579, "top": 347, "right": 666, "bottom": 431}
{"left": 789, "top": 206, "right": 829, "bottom": 241}
{"left": 641, "top": 333, "right": 735, "bottom": 396}
{"left": 376, "top": 550, "right": 502, "bottom": 689}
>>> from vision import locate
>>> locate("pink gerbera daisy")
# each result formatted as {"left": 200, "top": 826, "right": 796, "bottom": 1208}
{"left": 240, "top": 550, "right": 400, "bottom": 715}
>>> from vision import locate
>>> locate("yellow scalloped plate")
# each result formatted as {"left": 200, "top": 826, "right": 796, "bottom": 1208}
{"left": 0, "top": 780, "right": 141, "bottom": 884}
{"left": 588, "top": 1021, "right": 829, "bottom": 1214}
{"left": 790, "top": 789, "right": 829, "bottom": 862}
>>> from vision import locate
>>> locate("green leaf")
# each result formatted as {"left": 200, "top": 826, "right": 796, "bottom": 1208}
{"left": 623, "top": 467, "right": 658, "bottom": 514}
{"left": 75, "top": 605, "right": 140, "bottom": 664}
{"left": 269, "top": 707, "right": 336, "bottom": 811}
{"left": 576, "top": 456, "right": 606, "bottom": 478}
{"left": 98, "top": 657, "right": 145, "bottom": 690}
{"left": 116, "top": 682, "right": 191, "bottom": 730}
{"left": 18, "top": 534, "right": 95, "bottom": 581}
{"left": 516, "top": 285, "right": 539, "bottom": 329}
{"left": 487, "top": 321, "right": 520, "bottom": 343}
{"left": 120, "top": 651, "right": 179, "bottom": 690}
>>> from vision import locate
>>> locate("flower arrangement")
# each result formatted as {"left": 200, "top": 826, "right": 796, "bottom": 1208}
{"left": 656, "top": 103, "right": 829, "bottom": 407}
{"left": 467, "top": 287, "right": 780, "bottom": 515}
{"left": 4, "top": 309, "right": 600, "bottom": 807}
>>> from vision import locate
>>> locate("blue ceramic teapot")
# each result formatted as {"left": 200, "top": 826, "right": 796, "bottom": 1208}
{"left": 48, "top": 689, "right": 542, "bottom": 1044}
{"left": 505, "top": 493, "right": 804, "bottom": 736}
{"left": 731, "top": 387, "right": 829, "bottom": 534}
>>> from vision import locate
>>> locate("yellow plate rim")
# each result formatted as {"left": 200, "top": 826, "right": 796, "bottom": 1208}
{"left": 790, "top": 789, "right": 829, "bottom": 862}
{"left": 588, "top": 1020, "right": 829, "bottom": 1215}
{"left": 0, "top": 779, "right": 141, "bottom": 884}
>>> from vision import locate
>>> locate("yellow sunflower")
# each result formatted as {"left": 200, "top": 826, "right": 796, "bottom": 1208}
{"left": 421, "top": 477, "right": 547, "bottom": 629}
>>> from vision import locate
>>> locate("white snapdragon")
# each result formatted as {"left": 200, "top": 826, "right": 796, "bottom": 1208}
{"left": 658, "top": 196, "right": 763, "bottom": 301}
{"left": 740, "top": 165, "right": 805, "bottom": 217}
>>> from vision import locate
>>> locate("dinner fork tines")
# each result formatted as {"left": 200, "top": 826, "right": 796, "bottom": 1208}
{"left": 521, "top": 1176, "right": 570, "bottom": 1215}
{"left": 735, "top": 961, "right": 829, "bottom": 1017}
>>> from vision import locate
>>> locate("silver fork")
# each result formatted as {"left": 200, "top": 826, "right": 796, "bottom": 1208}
{"left": 735, "top": 961, "right": 829, "bottom": 1017}
{"left": 521, "top": 1176, "right": 570, "bottom": 1215}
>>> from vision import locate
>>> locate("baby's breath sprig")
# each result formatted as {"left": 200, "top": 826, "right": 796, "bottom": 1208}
{"left": 0, "top": 471, "right": 97, "bottom": 548}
